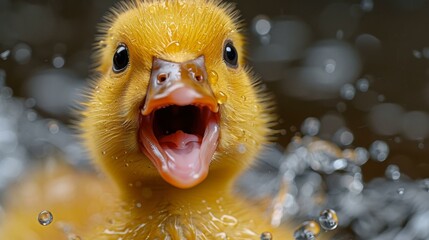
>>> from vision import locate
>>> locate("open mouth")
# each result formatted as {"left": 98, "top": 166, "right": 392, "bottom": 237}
{"left": 139, "top": 103, "right": 219, "bottom": 188}
{"left": 153, "top": 105, "right": 209, "bottom": 140}
{"left": 137, "top": 55, "right": 220, "bottom": 188}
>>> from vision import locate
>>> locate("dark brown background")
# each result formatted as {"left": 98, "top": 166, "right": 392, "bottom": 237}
{"left": 1, "top": 0, "right": 429, "bottom": 181}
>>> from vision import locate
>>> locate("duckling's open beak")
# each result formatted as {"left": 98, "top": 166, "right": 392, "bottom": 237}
{"left": 139, "top": 56, "right": 220, "bottom": 189}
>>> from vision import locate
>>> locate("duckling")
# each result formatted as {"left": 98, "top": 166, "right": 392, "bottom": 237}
{"left": 1, "top": 0, "right": 296, "bottom": 239}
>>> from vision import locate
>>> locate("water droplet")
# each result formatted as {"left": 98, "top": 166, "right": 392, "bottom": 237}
{"left": 324, "top": 59, "right": 336, "bottom": 73}
{"left": 340, "top": 84, "right": 355, "bottom": 100}
{"left": 217, "top": 91, "right": 228, "bottom": 104}
{"left": 52, "top": 55, "right": 65, "bottom": 68}
{"left": 334, "top": 128, "right": 354, "bottom": 146}
{"left": 209, "top": 70, "right": 218, "bottom": 85}
{"left": 67, "top": 234, "right": 82, "bottom": 240}
{"left": 318, "top": 209, "right": 338, "bottom": 231}
{"left": 1, "top": 87, "right": 13, "bottom": 98}
{"left": 260, "top": 231, "right": 273, "bottom": 240}
{"left": 353, "top": 147, "right": 369, "bottom": 165}
{"left": 254, "top": 15, "right": 271, "bottom": 36}
{"left": 361, "top": 0, "right": 374, "bottom": 12}
{"left": 413, "top": 50, "right": 422, "bottom": 59}
{"left": 369, "top": 140, "right": 389, "bottom": 162}
{"left": 13, "top": 43, "right": 32, "bottom": 64}
{"left": 301, "top": 117, "right": 320, "bottom": 136}
{"left": 25, "top": 98, "right": 36, "bottom": 108}
{"left": 38, "top": 210, "right": 53, "bottom": 226}
{"left": 48, "top": 121, "right": 59, "bottom": 134}
{"left": 336, "top": 29, "right": 344, "bottom": 40}
{"left": 102, "top": 151, "right": 106, "bottom": 155}
{"left": 385, "top": 164, "right": 401, "bottom": 181}
{"left": 356, "top": 78, "right": 369, "bottom": 92}
{"left": 237, "top": 143, "right": 247, "bottom": 154}
{"left": 241, "top": 95, "right": 247, "bottom": 102}
{"left": 27, "top": 110, "right": 37, "bottom": 121}
{"left": 397, "top": 187, "right": 405, "bottom": 195}
{"left": 136, "top": 202, "right": 142, "bottom": 208}
{"left": 349, "top": 178, "right": 364, "bottom": 193}
{"left": 0, "top": 50, "right": 10, "bottom": 60}
{"left": 294, "top": 220, "right": 319, "bottom": 240}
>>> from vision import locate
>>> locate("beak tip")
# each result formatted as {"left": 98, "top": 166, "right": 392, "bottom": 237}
{"left": 213, "top": 105, "right": 219, "bottom": 113}
{"left": 141, "top": 107, "right": 149, "bottom": 116}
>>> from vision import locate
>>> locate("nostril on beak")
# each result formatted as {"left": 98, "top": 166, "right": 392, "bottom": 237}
{"left": 157, "top": 73, "right": 168, "bottom": 84}
{"left": 195, "top": 74, "right": 204, "bottom": 82}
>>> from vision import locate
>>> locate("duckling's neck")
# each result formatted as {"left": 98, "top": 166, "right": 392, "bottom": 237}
{"left": 123, "top": 168, "right": 238, "bottom": 206}
{"left": 101, "top": 168, "right": 269, "bottom": 239}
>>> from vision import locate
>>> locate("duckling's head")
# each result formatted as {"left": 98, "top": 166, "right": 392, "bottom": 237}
{"left": 82, "top": 0, "right": 273, "bottom": 189}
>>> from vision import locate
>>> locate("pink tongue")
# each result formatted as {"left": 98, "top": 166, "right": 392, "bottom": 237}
{"left": 159, "top": 131, "right": 202, "bottom": 172}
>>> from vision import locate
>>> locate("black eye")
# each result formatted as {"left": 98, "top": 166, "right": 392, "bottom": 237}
{"left": 223, "top": 42, "right": 238, "bottom": 68}
{"left": 113, "top": 44, "right": 129, "bottom": 73}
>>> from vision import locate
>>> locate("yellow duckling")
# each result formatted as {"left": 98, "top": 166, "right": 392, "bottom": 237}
{"left": 1, "top": 0, "right": 296, "bottom": 239}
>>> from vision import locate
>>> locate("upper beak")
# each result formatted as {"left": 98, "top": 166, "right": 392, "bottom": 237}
{"left": 141, "top": 55, "right": 218, "bottom": 115}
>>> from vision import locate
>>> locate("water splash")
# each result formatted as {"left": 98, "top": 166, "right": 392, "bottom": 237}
{"left": 237, "top": 125, "right": 429, "bottom": 239}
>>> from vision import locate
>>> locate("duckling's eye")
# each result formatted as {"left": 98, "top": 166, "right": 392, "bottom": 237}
{"left": 223, "top": 42, "right": 238, "bottom": 68}
{"left": 113, "top": 44, "right": 129, "bottom": 73}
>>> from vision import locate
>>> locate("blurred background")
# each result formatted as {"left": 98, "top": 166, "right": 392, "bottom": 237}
{"left": 1, "top": 0, "right": 429, "bottom": 239}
